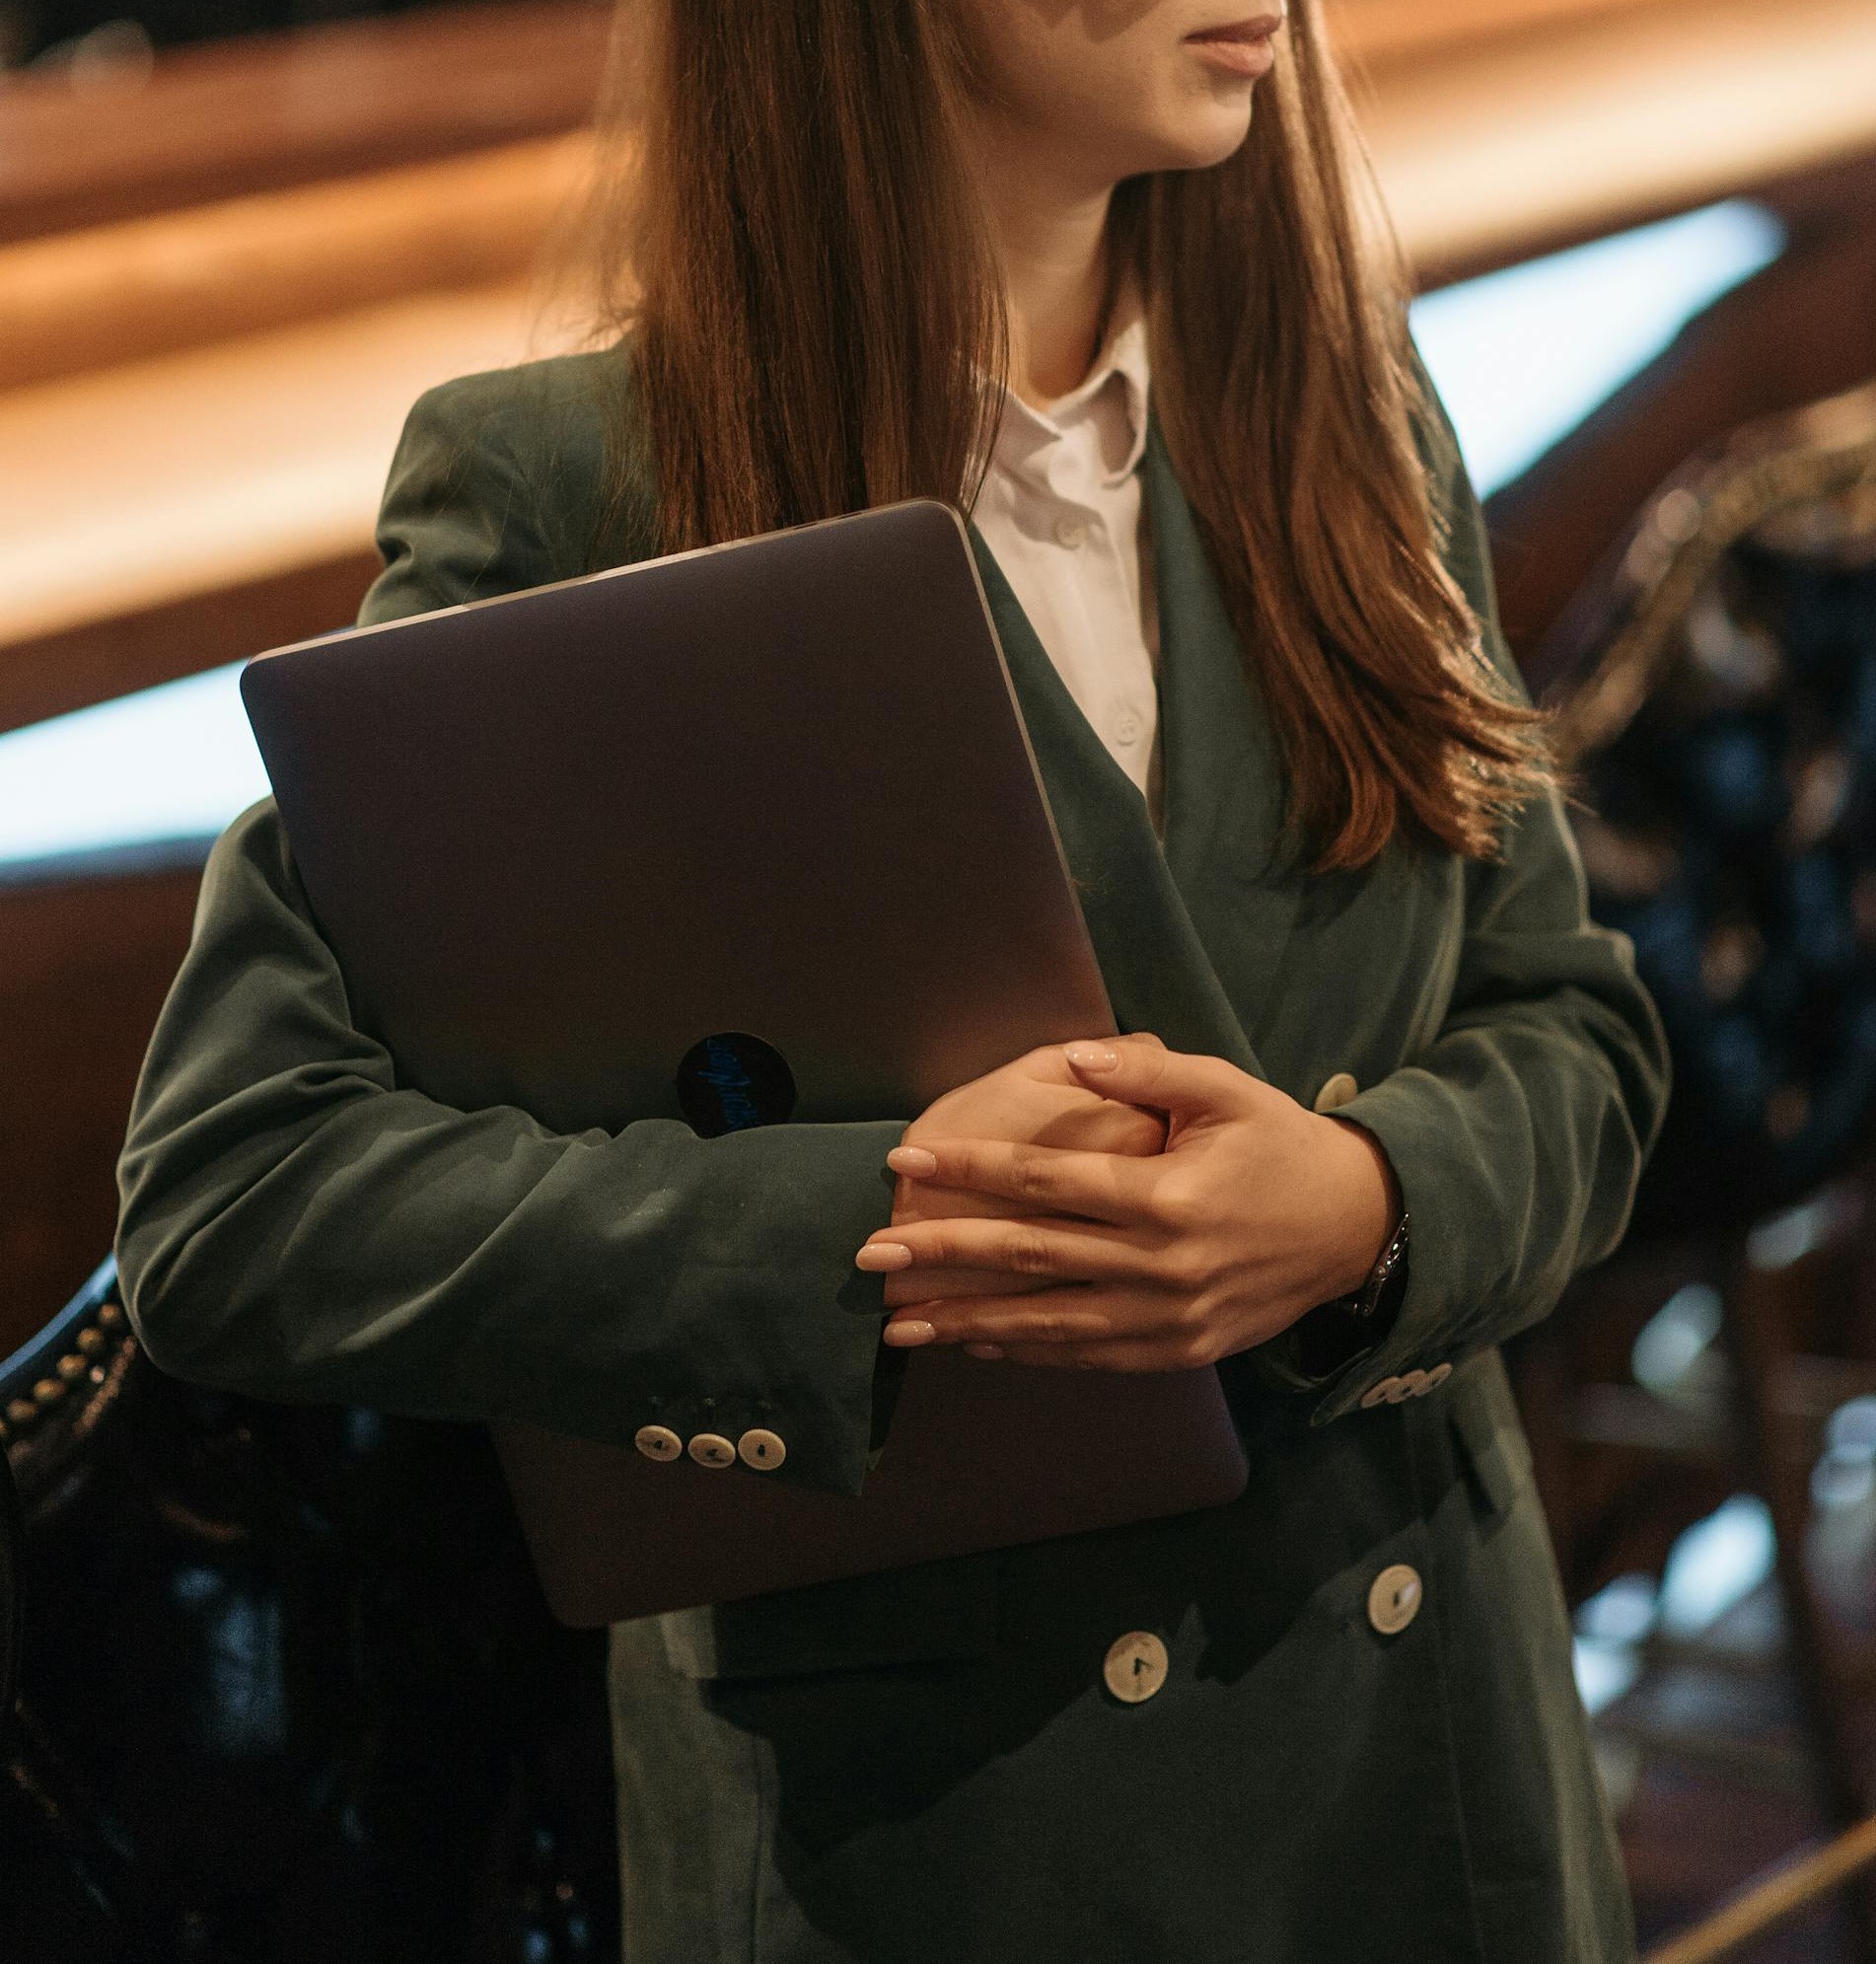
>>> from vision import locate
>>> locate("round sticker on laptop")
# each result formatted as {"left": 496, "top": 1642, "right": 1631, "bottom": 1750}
{"left": 675, "top": 1032, "right": 798, "bottom": 1136}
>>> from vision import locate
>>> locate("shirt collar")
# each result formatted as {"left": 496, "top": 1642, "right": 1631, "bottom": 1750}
{"left": 993, "top": 287, "right": 1151, "bottom": 489}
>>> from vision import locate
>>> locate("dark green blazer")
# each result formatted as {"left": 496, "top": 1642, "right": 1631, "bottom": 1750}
{"left": 115, "top": 345, "right": 1669, "bottom": 1964}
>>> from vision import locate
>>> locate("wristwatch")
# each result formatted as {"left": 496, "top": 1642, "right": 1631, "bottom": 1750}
{"left": 1289, "top": 1207, "right": 1410, "bottom": 1379}
{"left": 1341, "top": 1206, "right": 1411, "bottom": 1330}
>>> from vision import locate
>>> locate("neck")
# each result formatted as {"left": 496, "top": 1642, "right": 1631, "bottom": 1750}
{"left": 966, "top": 116, "right": 1116, "bottom": 409}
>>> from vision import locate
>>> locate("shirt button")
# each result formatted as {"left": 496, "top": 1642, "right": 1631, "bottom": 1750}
{"left": 1115, "top": 712, "right": 1142, "bottom": 746}
{"left": 633, "top": 1423, "right": 683, "bottom": 1462}
{"left": 738, "top": 1427, "right": 786, "bottom": 1470}
{"left": 1367, "top": 1564, "right": 1424, "bottom": 1637}
{"left": 1313, "top": 1071, "right": 1359, "bottom": 1113}
{"left": 1103, "top": 1630, "right": 1169, "bottom": 1704}
{"left": 1053, "top": 515, "right": 1090, "bottom": 549}
{"left": 687, "top": 1432, "right": 737, "bottom": 1468}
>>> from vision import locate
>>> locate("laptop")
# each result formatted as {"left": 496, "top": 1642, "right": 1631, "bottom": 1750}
{"left": 241, "top": 498, "right": 1249, "bottom": 1626}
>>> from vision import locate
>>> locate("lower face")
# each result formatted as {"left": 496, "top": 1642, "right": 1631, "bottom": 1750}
{"left": 949, "top": 1, "right": 1283, "bottom": 191}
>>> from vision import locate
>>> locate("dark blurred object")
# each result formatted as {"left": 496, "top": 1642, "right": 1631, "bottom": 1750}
{"left": 1, "top": 1432, "right": 19, "bottom": 1729}
{"left": 0, "top": 1257, "right": 619, "bottom": 1963}
{"left": 1525, "top": 377, "right": 1876, "bottom": 1956}
{"left": 1552, "top": 377, "right": 1876, "bottom": 1234}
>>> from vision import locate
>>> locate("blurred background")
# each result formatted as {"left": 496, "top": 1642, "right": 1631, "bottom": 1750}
{"left": 1, "top": 1, "right": 1874, "bottom": 1958}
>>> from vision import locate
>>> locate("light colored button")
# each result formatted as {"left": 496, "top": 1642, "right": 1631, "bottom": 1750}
{"left": 1422, "top": 1362, "right": 1453, "bottom": 1392}
{"left": 1383, "top": 1374, "right": 1420, "bottom": 1404}
{"left": 1360, "top": 1378, "right": 1401, "bottom": 1410}
{"left": 1103, "top": 1630, "right": 1170, "bottom": 1704}
{"left": 634, "top": 1424, "right": 683, "bottom": 1463}
{"left": 1368, "top": 1564, "right": 1423, "bottom": 1636}
{"left": 687, "top": 1431, "right": 737, "bottom": 1469}
{"left": 1313, "top": 1071, "right": 1359, "bottom": 1114}
{"left": 1115, "top": 712, "right": 1142, "bottom": 746}
{"left": 738, "top": 1427, "right": 786, "bottom": 1471}
{"left": 1053, "top": 515, "right": 1089, "bottom": 549}
{"left": 1393, "top": 1369, "right": 1430, "bottom": 1402}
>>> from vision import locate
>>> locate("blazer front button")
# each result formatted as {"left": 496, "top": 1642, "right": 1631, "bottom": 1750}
{"left": 634, "top": 1424, "right": 683, "bottom": 1462}
{"left": 1103, "top": 1631, "right": 1170, "bottom": 1704}
{"left": 738, "top": 1427, "right": 786, "bottom": 1470}
{"left": 687, "top": 1431, "right": 737, "bottom": 1468}
{"left": 1368, "top": 1564, "right": 1423, "bottom": 1637}
{"left": 1313, "top": 1071, "right": 1358, "bottom": 1114}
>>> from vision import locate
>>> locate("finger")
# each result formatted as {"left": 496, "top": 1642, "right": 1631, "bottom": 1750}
{"left": 883, "top": 1286, "right": 1129, "bottom": 1349}
{"left": 887, "top": 1138, "right": 1159, "bottom": 1225}
{"left": 858, "top": 1214, "right": 1155, "bottom": 1285}
{"left": 883, "top": 1268, "right": 1052, "bottom": 1309}
{"left": 1060, "top": 1039, "right": 1263, "bottom": 1121}
{"left": 885, "top": 1282, "right": 1187, "bottom": 1351}
{"left": 993, "top": 1338, "right": 1198, "bottom": 1372}
{"left": 892, "top": 1175, "right": 1034, "bottom": 1223}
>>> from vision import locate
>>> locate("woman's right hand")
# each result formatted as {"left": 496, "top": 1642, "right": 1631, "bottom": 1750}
{"left": 877, "top": 1036, "right": 1167, "bottom": 1309}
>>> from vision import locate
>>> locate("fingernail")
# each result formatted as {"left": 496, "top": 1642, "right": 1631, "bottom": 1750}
{"left": 855, "top": 1242, "right": 913, "bottom": 1272}
{"left": 964, "top": 1344, "right": 1005, "bottom": 1361}
{"left": 883, "top": 1319, "right": 935, "bottom": 1346}
{"left": 887, "top": 1145, "right": 938, "bottom": 1177}
{"left": 1064, "top": 1041, "right": 1120, "bottom": 1072}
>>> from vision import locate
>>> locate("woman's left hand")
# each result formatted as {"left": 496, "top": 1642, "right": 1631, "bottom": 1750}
{"left": 856, "top": 1039, "right": 1402, "bottom": 1371}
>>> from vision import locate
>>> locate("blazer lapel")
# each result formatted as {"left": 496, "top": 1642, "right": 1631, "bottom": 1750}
{"left": 1139, "top": 424, "right": 1307, "bottom": 1053}
{"left": 965, "top": 520, "right": 1262, "bottom": 1075}
{"left": 964, "top": 430, "right": 1310, "bottom": 1073}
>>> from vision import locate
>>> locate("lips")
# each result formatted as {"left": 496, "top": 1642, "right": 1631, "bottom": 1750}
{"left": 1187, "top": 13, "right": 1286, "bottom": 46}
{"left": 1185, "top": 14, "right": 1285, "bottom": 74}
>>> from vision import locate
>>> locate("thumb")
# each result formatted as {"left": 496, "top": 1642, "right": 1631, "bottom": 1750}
{"left": 1061, "top": 1038, "right": 1262, "bottom": 1120}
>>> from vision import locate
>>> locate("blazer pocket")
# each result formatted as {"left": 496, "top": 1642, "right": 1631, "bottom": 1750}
{"left": 654, "top": 1547, "right": 999, "bottom": 1680}
{"left": 1444, "top": 1347, "right": 1538, "bottom": 1532}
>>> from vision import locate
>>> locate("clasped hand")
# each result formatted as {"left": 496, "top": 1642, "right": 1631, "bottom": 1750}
{"left": 854, "top": 1036, "right": 1399, "bottom": 1372}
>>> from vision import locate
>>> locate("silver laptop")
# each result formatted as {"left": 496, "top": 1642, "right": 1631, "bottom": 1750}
{"left": 241, "top": 499, "right": 1248, "bottom": 1626}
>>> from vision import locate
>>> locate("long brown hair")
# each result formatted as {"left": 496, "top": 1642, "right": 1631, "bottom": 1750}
{"left": 561, "top": 0, "right": 1551, "bottom": 869}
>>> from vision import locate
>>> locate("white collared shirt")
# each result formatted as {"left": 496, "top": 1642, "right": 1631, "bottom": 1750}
{"left": 971, "top": 305, "right": 1163, "bottom": 830}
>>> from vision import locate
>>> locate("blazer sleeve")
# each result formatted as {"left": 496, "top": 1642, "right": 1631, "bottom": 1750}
{"left": 1268, "top": 359, "right": 1672, "bottom": 1423}
{"left": 114, "top": 377, "right": 902, "bottom": 1497}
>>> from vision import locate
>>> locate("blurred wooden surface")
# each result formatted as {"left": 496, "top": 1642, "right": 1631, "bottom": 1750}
{"left": 0, "top": 0, "right": 611, "bottom": 244}
{"left": 0, "top": 862, "right": 202, "bottom": 1357}
{"left": 1350, "top": 0, "right": 1876, "bottom": 285}
{"left": 2, "top": 0, "right": 1872, "bottom": 740}
{"left": 0, "top": 137, "right": 587, "bottom": 393}
{"left": 0, "top": 274, "right": 557, "bottom": 717}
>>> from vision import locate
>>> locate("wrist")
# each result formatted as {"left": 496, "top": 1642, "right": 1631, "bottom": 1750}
{"left": 1318, "top": 1114, "right": 1401, "bottom": 1298}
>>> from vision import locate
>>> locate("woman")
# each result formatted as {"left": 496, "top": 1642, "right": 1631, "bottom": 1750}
{"left": 116, "top": 2, "right": 1670, "bottom": 1958}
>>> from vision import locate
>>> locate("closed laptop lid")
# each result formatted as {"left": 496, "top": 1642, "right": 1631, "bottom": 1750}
{"left": 241, "top": 498, "right": 1116, "bottom": 1135}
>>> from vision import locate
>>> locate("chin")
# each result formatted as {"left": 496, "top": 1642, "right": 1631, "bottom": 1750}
{"left": 1135, "top": 119, "right": 1255, "bottom": 177}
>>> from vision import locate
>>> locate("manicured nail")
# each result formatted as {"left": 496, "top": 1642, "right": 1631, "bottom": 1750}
{"left": 964, "top": 1344, "right": 1005, "bottom": 1361}
{"left": 883, "top": 1319, "right": 935, "bottom": 1346}
{"left": 1064, "top": 1041, "right": 1120, "bottom": 1072}
{"left": 887, "top": 1145, "right": 938, "bottom": 1177}
{"left": 855, "top": 1242, "right": 913, "bottom": 1272}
